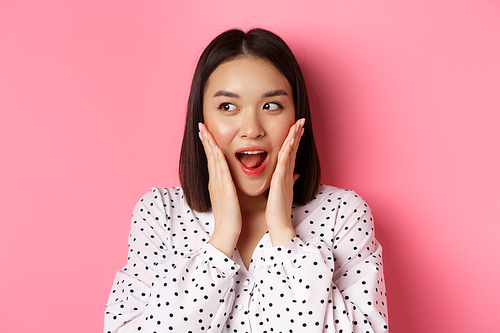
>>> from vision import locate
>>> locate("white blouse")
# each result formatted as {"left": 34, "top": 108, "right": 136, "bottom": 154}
{"left": 104, "top": 185, "right": 388, "bottom": 332}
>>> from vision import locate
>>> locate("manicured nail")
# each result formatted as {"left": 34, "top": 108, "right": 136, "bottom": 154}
{"left": 215, "top": 146, "right": 219, "bottom": 156}
{"left": 290, "top": 138, "right": 295, "bottom": 147}
{"left": 198, "top": 122, "right": 203, "bottom": 132}
{"left": 301, "top": 118, "right": 306, "bottom": 127}
{"left": 204, "top": 132, "right": 209, "bottom": 140}
{"left": 198, "top": 132, "right": 202, "bottom": 141}
{"left": 295, "top": 124, "right": 299, "bottom": 134}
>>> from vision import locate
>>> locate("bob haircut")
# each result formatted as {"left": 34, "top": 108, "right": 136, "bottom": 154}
{"left": 180, "top": 28, "right": 321, "bottom": 212}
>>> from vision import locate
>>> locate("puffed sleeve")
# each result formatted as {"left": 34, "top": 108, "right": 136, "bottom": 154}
{"left": 251, "top": 190, "right": 388, "bottom": 332}
{"left": 104, "top": 188, "right": 240, "bottom": 333}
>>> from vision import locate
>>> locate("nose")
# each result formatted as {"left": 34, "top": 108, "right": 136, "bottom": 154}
{"left": 239, "top": 111, "right": 265, "bottom": 139}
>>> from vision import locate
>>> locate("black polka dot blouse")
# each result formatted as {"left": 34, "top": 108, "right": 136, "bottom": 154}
{"left": 104, "top": 185, "right": 388, "bottom": 332}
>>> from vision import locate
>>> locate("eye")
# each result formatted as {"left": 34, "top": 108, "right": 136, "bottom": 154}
{"left": 263, "top": 102, "right": 282, "bottom": 111}
{"left": 218, "top": 103, "right": 237, "bottom": 112}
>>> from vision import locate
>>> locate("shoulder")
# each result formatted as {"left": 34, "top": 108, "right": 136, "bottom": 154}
{"left": 294, "top": 184, "right": 373, "bottom": 228}
{"left": 136, "top": 186, "right": 185, "bottom": 205}
{"left": 132, "top": 186, "right": 191, "bottom": 218}
{"left": 303, "top": 184, "right": 369, "bottom": 208}
{"left": 292, "top": 185, "right": 375, "bottom": 247}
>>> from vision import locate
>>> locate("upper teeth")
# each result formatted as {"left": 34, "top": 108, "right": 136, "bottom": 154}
{"left": 240, "top": 151, "right": 265, "bottom": 154}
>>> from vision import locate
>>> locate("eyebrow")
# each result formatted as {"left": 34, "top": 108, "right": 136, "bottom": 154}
{"left": 212, "top": 89, "right": 289, "bottom": 99}
{"left": 261, "top": 89, "right": 289, "bottom": 99}
{"left": 213, "top": 90, "right": 240, "bottom": 98}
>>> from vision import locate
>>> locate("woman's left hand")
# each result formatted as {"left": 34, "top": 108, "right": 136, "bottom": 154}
{"left": 265, "top": 118, "right": 305, "bottom": 246}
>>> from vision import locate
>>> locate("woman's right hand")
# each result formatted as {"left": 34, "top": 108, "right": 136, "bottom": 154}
{"left": 199, "top": 123, "right": 242, "bottom": 257}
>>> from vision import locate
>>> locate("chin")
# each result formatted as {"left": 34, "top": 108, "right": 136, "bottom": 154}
{"left": 236, "top": 180, "right": 271, "bottom": 198}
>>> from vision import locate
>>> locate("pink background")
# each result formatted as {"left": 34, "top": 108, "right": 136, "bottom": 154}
{"left": 1, "top": 0, "right": 499, "bottom": 332}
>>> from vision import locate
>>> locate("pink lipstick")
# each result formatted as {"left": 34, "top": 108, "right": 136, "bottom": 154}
{"left": 235, "top": 147, "right": 269, "bottom": 176}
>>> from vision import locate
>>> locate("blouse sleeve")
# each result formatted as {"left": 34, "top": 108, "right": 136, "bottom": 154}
{"left": 252, "top": 190, "right": 388, "bottom": 332}
{"left": 104, "top": 188, "right": 240, "bottom": 333}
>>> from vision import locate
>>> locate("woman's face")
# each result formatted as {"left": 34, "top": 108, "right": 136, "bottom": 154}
{"left": 203, "top": 57, "right": 295, "bottom": 198}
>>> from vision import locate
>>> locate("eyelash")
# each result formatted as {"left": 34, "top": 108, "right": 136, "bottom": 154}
{"left": 217, "top": 102, "right": 283, "bottom": 112}
{"left": 263, "top": 102, "right": 283, "bottom": 111}
{"left": 217, "top": 103, "right": 237, "bottom": 112}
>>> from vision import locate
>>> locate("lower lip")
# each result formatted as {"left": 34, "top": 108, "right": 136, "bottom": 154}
{"left": 237, "top": 155, "right": 269, "bottom": 176}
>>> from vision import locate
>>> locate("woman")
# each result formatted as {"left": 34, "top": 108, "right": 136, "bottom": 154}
{"left": 104, "top": 28, "right": 388, "bottom": 333}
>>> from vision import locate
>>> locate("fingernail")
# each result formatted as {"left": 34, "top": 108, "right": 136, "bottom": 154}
{"left": 198, "top": 122, "right": 203, "bottom": 132}
{"left": 198, "top": 132, "right": 202, "bottom": 141}
{"left": 290, "top": 138, "right": 295, "bottom": 147}
{"left": 215, "top": 146, "right": 219, "bottom": 156}
{"left": 204, "top": 132, "right": 208, "bottom": 140}
{"left": 301, "top": 128, "right": 305, "bottom": 137}
{"left": 295, "top": 124, "right": 299, "bottom": 134}
{"left": 301, "top": 118, "right": 306, "bottom": 127}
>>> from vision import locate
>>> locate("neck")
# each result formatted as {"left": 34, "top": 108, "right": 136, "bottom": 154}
{"left": 237, "top": 189, "right": 268, "bottom": 217}
{"left": 236, "top": 189, "right": 269, "bottom": 269}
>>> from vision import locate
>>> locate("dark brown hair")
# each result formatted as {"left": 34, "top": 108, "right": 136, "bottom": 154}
{"left": 179, "top": 28, "right": 321, "bottom": 212}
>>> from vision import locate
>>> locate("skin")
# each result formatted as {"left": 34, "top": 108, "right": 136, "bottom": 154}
{"left": 199, "top": 56, "right": 305, "bottom": 268}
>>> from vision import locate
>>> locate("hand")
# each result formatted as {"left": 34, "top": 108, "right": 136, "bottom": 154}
{"left": 265, "top": 118, "right": 305, "bottom": 246}
{"left": 198, "top": 123, "right": 242, "bottom": 257}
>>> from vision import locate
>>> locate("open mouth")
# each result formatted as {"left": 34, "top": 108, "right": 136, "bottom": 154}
{"left": 236, "top": 150, "right": 268, "bottom": 169}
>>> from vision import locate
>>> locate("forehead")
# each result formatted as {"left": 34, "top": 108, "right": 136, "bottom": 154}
{"left": 204, "top": 57, "right": 292, "bottom": 95}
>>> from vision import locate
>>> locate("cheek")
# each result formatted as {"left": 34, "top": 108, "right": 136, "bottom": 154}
{"left": 274, "top": 115, "right": 296, "bottom": 145}
{"left": 206, "top": 119, "right": 234, "bottom": 149}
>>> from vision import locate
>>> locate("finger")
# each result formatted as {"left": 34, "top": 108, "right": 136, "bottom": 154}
{"left": 199, "top": 123, "right": 213, "bottom": 158}
{"left": 292, "top": 118, "right": 305, "bottom": 151}
{"left": 272, "top": 141, "right": 295, "bottom": 188}
{"left": 200, "top": 125, "right": 235, "bottom": 185}
{"left": 203, "top": 127, "right": 224, "bottom": 181}
{"left": 271, "top": 118, "right": 306, "bottom": 188}
{"left": 273, "top": 119, "right": 301, "bottom": 175}
{"left": 200, "top": 123, "right": 224, "bottom": 165}
{"left": 204, "top": 131, "right": 227, "bottom": 172}
{"left": 278, "top": 119, "right": 300, "bottom": 156}
{"left": 278, "top": 118, "right": 304, "bottom": 164}
{"left": 284, "top": 119, "right": 305, "bottom": 176}
{"left": 199, "top": 123, "right": 223, "bottom": 185}
{"left": 200, "top": 123, "right": 220, "bottom": 156}
{"left": 289, "top": 119, "right": 305, "bottom": 163}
